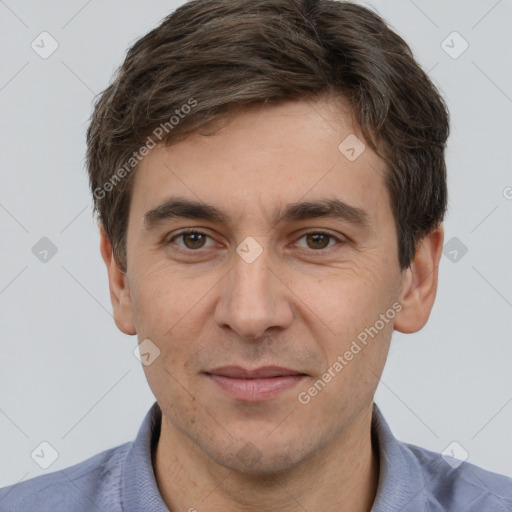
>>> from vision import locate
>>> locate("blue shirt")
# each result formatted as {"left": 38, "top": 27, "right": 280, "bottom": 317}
{"left": 1, "top": 401, "right": 511, "bottom": 511}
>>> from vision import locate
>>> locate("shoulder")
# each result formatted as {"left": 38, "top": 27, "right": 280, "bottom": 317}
{"left": 0, "top": 442, "right": 131, "bottom": 512}
{"left": 404, "top": 442, "right": 512, "bottom": 511}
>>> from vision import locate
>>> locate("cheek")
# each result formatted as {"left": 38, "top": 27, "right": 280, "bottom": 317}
{"left": 129, "top": 269, "right": 204, "bottom": 389}
{"left": 291, "top": 257, "right": 395, "bottom": 337}
{"left": 132, "top": 270, "right": 206, "bottom": 424}
{"left": 289, "top": 257, "right": 398, "bottom": 399}
{"left": 130, "top": 262, "right": 207, "bottom": 336}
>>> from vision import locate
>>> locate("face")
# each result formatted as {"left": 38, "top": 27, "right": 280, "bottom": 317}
{"left": 113, "top": 97, "right": 412, "bottom": 474}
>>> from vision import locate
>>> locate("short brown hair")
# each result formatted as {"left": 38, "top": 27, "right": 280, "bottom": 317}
{"left": 86, "top": 0, "right": 449, "bottom": 271}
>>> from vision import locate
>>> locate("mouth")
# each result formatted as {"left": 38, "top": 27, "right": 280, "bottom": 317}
{"left": 204, "top": 366, "right": 308, "bottom": 402}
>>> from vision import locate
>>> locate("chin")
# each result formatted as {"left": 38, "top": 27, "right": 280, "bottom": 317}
{"left": 203, "top": 434, "right": 320, "bottom": 477}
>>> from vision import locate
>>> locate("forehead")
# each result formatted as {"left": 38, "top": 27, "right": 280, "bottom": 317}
{"left": 130, "top": 97, "right": 390, "bottom": 229}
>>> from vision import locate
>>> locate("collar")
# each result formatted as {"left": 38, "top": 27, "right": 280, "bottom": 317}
{"left": 121, "top": 401, "right": 431, "bottom": 512}
{"left": 370, "top": 402, "right": 431, "bottom": 511}
{"left": 121, "top": 401, "right": 168, "bottom": 511}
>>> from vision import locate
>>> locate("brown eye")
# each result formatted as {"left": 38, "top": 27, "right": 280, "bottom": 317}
{"left": 168, "top": 230, "right": 215, "bottom": 251}
{"left": 294, "top": 231, "right": 343, "bottom": 251}
{"left": 181, "top": 232, "right": 207, "bottom": 249}
{"left": 305, "top": 233, "right": 331, "bottom": 249}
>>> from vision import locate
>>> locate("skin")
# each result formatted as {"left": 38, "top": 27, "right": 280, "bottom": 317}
{"left": 100, "top": 96, "right": 443, "bottom": 512}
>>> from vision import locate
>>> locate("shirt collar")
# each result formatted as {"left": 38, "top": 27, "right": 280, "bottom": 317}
{"left": 121, "top": 401, "right": 430, "bottom": 512}
{"left": 370, "top": 402, "right": 430, "bottom": 512}
{"left": 121, "top": 401, "right": 169, "bottom": 512}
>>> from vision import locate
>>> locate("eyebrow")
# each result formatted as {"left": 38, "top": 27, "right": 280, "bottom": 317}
{"left": 143, "top": 196, "right": 370, "bottom": 230}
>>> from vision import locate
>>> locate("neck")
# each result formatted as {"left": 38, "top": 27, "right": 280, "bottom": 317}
{"left": 153, "top": 404, "right": 379, "bottom": 512}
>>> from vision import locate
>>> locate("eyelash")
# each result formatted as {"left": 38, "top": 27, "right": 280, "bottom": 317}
{"left": 166, "top": 228, "right": 345, "bottom": 254}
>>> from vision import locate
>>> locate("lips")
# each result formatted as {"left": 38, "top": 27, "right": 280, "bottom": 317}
{"left": 206, "top": 366, "right": 305, "bottom": 379}
{"left": 204, "top": 366, "right": 307, "bottom": 402}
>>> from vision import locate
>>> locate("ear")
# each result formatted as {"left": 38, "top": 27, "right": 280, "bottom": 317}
{"left": 394, "top": 224, "right": 444, "bottom": 334}
{"left": 99, "top": 223, "right": 137, "bottom": 335}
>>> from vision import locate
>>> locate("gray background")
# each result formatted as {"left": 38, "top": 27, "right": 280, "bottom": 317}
{"left": 1, "top": 0, "right": 511, "bottom": 488}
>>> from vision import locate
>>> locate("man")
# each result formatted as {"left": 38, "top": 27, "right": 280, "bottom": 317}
{"left": 1, "top": 0, "right": 511, "bottom": 511}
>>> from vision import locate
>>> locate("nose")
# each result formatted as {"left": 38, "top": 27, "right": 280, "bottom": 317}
{"left": 214, "top": 245, "right": 293, "bottom": 340}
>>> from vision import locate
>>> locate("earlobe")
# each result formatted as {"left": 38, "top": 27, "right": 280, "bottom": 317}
{"left": 99, "top": 223, "right": 137, "bottom": 335}
{"left": 394, "top": 225, "right": 444, "bottom": 334}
